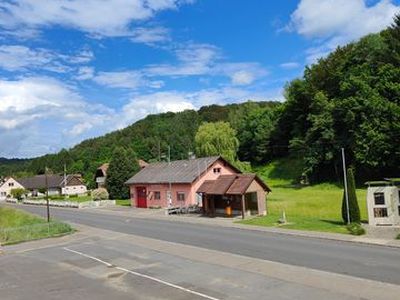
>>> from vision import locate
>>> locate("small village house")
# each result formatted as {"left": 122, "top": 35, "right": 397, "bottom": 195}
{"left": 95, "top": 163, "right": 109, "bottom": 188}
{"left": 0, "top": 177, "right": 25, "bottom": 200}
{"left": 365, "top": 178, "right": 400, "bottom": 226}
{"left": 18, "top": 174, "right": 88, "bottom": 197}
{"left": 125, "top": 156, "right": 270, "bottom": 218}
{"left": 95, "top": 160, "right": 148, "bottom": 188}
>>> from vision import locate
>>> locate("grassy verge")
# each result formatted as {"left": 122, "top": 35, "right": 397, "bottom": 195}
{"left": 0, "top": 206, "right": 73, "bottom": 245}
{"left": 239, "top": 159, "right": 368, "bottom": 234}
{"left": 116, "top": 199, "right": 131, "bottom": 207}
{"left": 29, "top": 195, "right": 92, "bottom": 203}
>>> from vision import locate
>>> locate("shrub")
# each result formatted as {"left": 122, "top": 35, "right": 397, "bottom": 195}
{"left": 346, "top": 223, "right": 365, "bottom": 235}
{"left": 396, "top": 233, "right": 400, "bottom": 240}
{"left": 341, "top": 168, "right": 360, "bottom": 224}
{"left": 69, "top": 194, "right": 78, "bottom": 198}
{"left": 11, "top": 188, "right": 26, "bottom": 201}
{"left": 91, "top": 188, "right": 109, "bottom": 201}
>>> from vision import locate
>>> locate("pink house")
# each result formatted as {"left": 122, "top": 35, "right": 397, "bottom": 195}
{"left": 125, "top": 156, "right": 270, "bottom": 218}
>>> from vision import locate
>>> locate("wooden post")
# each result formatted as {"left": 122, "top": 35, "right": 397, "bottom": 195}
{"left": 241, "top": 194, "right": 245, "bottom": 219}
{"left": 203, "top": 194, "right": 208, "bottom": 215}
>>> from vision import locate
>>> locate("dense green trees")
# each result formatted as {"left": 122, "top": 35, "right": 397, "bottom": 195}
{"left": 106, "top": 147, "right": 140, "bottom": 200}
{"left": 341, "top": 168, "right": 361, "bottom": 224}
{"left": 272, "top": 15, "right": 400, "bottom": 182}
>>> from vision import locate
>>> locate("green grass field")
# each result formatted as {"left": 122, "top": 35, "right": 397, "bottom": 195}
{"left": 239, "top": 159, "right": 368, "bottom": 234}
{"left": 0, "top": 206, "right": 73, "bottom": 245}
{"left": 116, "top": 199, "right": 131, "bottom": 206}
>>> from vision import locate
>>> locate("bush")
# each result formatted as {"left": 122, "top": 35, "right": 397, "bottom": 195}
{"left": 91, "top": 188, "right": 109, "bottom": 201}
{"left": 11, "top": 188, "right": 26, "bottom": 201}
{"left": 396, "top": 233, "right": 400, "bottom": 240}
{"left": 341, "top": 168, "right": 360, "bottom": 224}
{"left": 346, "top": 223, "right": 365, "bottom": 235}
{"left": 69, "top": 194, "right": 78, "bottom": 198}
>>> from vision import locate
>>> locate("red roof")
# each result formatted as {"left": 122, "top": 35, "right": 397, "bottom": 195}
{"left": 197, "top": 174, "right": 271, "bottom": 195}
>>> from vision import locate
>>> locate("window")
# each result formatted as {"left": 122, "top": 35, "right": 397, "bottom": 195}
{"left": 374, "top": 208, "right": 388, "bottom": 218}
{"left": 177, "top": 192, "right": 185, "bottom": 201}
{"left": 1, "top": 192, "right": 6, "bottom": 196}
{"left": 374, "top": 192, "right": 385, "bottom": 205}
{"left": 8, "top": 182, "right": 14, "bottom": 187}
{"left": 213, "top": 167, "right": 221, "bottom": 174}
{"left": 154, "top": 191, "right": 161, "bottom": 200}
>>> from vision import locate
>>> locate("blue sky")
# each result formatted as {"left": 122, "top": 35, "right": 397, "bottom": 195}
{"left": 0, "top": 0, "right": 399, "bottom": 158}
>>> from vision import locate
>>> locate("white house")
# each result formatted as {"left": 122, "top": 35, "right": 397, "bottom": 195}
{"left": 366, "top": 179, "right": 400, "bottom": 226}
{"left": 18, "top": 174, "right": 87, "bottom": 197}
{"left": 0, "top": 177, "right": 25, "bottom": 200}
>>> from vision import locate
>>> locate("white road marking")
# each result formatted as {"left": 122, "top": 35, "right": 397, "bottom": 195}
{"left": 63, "top": 247, "right": 221, "bottom": 300}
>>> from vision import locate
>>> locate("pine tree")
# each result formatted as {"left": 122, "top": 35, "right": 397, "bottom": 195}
{"left": 341, "top": 168, "right": 360, "bottom": 224}
{"left": 106, "top": 147, "right": 140, "bottom": 200}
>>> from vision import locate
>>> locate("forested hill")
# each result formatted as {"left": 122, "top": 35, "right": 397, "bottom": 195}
{"left": 1, "top": 16, "right": 400, "bottom": 186}
{"left": 0, "top": 101, "right": 278, "bottom": 186}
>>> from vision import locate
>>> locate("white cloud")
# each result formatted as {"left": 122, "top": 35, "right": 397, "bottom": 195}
{"left": 215, "top": 62, "right": 267, "bottom": 85}
{"left": 76, "top": 66, "right": 95, "bottom": 80}
{"left": 130, "top": 26, "right": 170, "bottom": 43}
{"left": 0, "top": 78, "right": 77, "bottom": 113}
{"left": 93, "top": 71, "right": 145, "bottom": 89}
{"left": 0, "top": 0, "right": 192, "bottom": 38}
{"left": 280, "top": 62, "right": 300, "bottom": 69}
{"left": 68, "top": 50, "right": 94, "bottom": 64}
{"left": 0, "top": 45, "right": 64, "bottom": 72}
{"left": 289, "top": 0, "right": 400, "bottom": 62}
{"left": 92, "top": 70, "right": 164, "bottom": 89}
{"left": 146, "top": 43, "right": 219, "bottom": 76}
{"left": 0, "top": 45, "right": 94, "bottom": 73}
{"left": 0, "top": 76, "right": 114, "bottom": 135}
{"left": 230, "top": 70, "right": 255, "bottom": 86}
{"left": 0, "top": 76, "right": 116, "bottom": 157}
{"left": 69, "top": 122, "right": 94, "bottom": 136}
{"left": 145, "top": 43, "right": 267, "bottom": 85}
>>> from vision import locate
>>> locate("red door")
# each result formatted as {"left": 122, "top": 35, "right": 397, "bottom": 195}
{"left": 136, "top": 187, "right": 147, "bottom": 208}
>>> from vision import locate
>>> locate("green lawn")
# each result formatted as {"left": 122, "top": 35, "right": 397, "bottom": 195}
{"left": 31, "top": 195, "right": 93, "bottom": 203}
{"left": 54, "top": 195, "right": 92, "bottom": 203}
{"left": 116, "top": 199, "right": 131, "bottom": 206}
{"left": 239, "top": 159, "right": 368, "bottom": 234}
{"left": 0, "top": 206, "right": 73, "bottom": 245}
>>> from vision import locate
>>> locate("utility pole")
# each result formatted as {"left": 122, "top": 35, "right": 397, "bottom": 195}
{"left": 45, "top": 166, "right": 50, "bottom": 223}
{"left": 168, "top": 145, "right": 172, "bottom": 207}
{"left": 63, "top": 164, "right": 67, "bottom": 200}
{"left": 341, "top": 148, "right": 350, "bottom": 224}
{"left": 158, "top": 140, "right": 161, "bottom": 162}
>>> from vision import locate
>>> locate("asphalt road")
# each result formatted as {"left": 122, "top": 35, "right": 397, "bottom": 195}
{"left": 14, "top": 205, "right": 400, "bottom": 285}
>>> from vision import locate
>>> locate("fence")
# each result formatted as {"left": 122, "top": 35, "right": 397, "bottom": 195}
{"left": 0, "top": 222, "right": 72, "bottom": 245}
